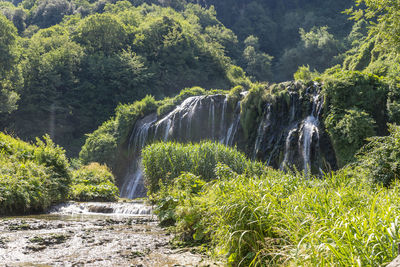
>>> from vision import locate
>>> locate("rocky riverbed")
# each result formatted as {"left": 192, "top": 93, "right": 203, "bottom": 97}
{"left": 0, "top": 202, "right": 219, "bottom": 266}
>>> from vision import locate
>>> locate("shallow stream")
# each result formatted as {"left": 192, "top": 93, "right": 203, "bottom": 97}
{"left": 0, "top": 201, "right": 218, "bottom": 266}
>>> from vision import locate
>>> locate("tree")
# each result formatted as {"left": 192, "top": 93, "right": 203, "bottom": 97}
{"left": 30, "top": 0, "right": 74, "bottom": 28}
{"left": 348, "top": 0, "right": 400, "bottom": 53}
{"left": 276, "top": 26, "right": 342, "bottom": 81}
{"left": 242, "top": 35, "right": 273, "bottom": 82}
{"left": 73, "top": 13, "right": 130, "bottom": 55}
{"left": 0, "top": 14, "right": 19, "bottom": 114}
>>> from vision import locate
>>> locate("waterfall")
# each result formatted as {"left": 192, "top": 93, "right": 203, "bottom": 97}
{"left": 280, "top": 127, "right": 297, "bottom": 170}
{"left": 300, "top": 91, "right": 323, "bottom": 175}
{"left": 225, "top": 101, "right": 241, "bottom": 146}
{"left": 219, "top": 97, "right": 227, "bottom": 143}
{"left": 121, "top": 114, "right": 157, "bottom": 198}
{"left": 120, "top": 94, "right": 240, "bottom": 198}
{"left": 120, "top": 167, "right": 145, "bottom": 199}
{"left": 253, "top": 104, "right": 271, "bottom": 159}
{"left": 278, "top": 85, "right": 324, "bottom": 174}
{"left": 209, "top": 98, "right": 215, "bottom": 140}
{"left": 118, "top": 83, "right": 333, "bottom": 199}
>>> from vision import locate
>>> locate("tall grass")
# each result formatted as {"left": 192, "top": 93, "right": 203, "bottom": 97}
{"left": 142, "top": 141, "right": 263, "bottom": 194}
{"left": 147, "top": 141, "right": 400, "bottom": 266}
{"left": 202, "top": 166, "right": 400, "bottom": 266}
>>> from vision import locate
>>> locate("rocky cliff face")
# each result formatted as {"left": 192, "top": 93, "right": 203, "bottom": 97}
{"left": 119, "top": 82, "right": 337, "bottom": 198}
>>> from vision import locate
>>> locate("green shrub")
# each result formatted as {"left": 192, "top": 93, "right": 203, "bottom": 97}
{"left": 0, "top": 133, "right": 71, "bottom": 215}
{"left": 0, "top": 155, "right": 51, "bottom": 215}
{"left": 34, "top": 136, "right": 71, "bottom": 203}
{"left": 79, "top": 120, "right": 118, "bottom": 167}
{"left": 293, "top": 65, "right": 319, "bottom": 83}
{"left": 325, "top": 108, "right": 376, "bottom": 166}
{"left": 151, "top": 172, "right": 206, "bottom": 234}
{"left": 357, "top": 124, "right": 400, "bottom": 186}
{"left": 142, "top": 141, "right": 262, "bottom": 194}
{"left": 69, "top": 163, "right": 119, "bottom": 202}
{"left": 323, "top": 70, "right": 389, "bottom": 166}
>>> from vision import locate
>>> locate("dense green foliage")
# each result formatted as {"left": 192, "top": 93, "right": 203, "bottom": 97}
{"left": 0, "top": 132, "right": 122, "bottom": 215}
{"left": 322, "top": 70, "right": 389, "bottom": 166}
{"left": 357, "top": 124, "right": 400, "bottom": 186}
{"left": 149, "top": 143, "right": 400, "bottom": 266}
{"left": 0, "top": 132, "right": 70, "bottom": 215}
{"left": 142, "top": 141, "right": 262, "bottom": 194}
{"left": 0, "top": 14, "right": 20, "bottom": 114}
{"left": 1, "top": 3, "right": 245, "bottom": 155}
{"left": 0, "top": 0, "right": 366, "bottom": 156}
{"left": 69, "top": 163, "right": 119, "bottom": 201}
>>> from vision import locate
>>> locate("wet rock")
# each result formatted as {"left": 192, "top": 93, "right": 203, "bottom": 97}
{"left": 0, "top": 237, "right": 8, "bottom": 249}
{"left": 87, "top": 205, "right": 114, "bottom": 214}
{"left": 29, "top": 233, "right": 70, "bottom": 246}
{"left": 8, "top": 221, "right": 31, "bottom": 231}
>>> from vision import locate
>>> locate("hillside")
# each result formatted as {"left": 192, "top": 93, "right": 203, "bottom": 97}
{"left": 0, "top": 0, "right": 357, "bottom": 155}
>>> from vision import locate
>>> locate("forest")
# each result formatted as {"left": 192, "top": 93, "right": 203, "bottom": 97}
{"left": 2, "top": 0, "right": 400, "bottom": 265}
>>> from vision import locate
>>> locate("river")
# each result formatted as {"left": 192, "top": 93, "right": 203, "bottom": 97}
{"left": 0, "top": 201, "right": 218, "bottom": 266}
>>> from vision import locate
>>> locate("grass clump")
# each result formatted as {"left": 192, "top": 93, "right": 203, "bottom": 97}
{"left": 142, "top": 141, "right": 263, "bottom": 194}
{"left": 0, "top": 133, "right": 71, "bottom": 215}
{"left": 69, "top": 163, "right": 119, "bottom": 202}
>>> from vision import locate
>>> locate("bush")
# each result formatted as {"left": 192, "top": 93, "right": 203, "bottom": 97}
{"left": 0, "top": 155, "right": 51, "bottom": 215}
{"left": 79, "top": 120, "right": 118, "bottom": 167}
{"left": 293, "top": 65, "right": 319, "bottom": 83}
{"left": 322, "top": 70, "right": 389, "bottom": 166}
{"left": 152, "top": 172, "right": 206, "bottom": 235}
{"left": 357, "top": 124, "right": 400, "bottom": 186}
{"left": 0, "top": 133, "right": 71, "bottom": 215}
{"left": 142, "top": 141, "right": 263, "bottom": 194}
{"left": 69, "top": 163, "right": 119, "bottom": 202}
{"left": 325, "top": 108, "right": 376, "bottom": 165}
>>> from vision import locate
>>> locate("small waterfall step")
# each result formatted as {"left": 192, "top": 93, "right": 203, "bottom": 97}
{"left": 49, "top": 201, "right": 153, "bottom": 216}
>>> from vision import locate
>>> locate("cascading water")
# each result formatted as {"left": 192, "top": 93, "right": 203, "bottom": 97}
{"left": 300, "top": 92, "right": 323, "bottom": 174}
{"left": 209, "top": 98, "right": 215, "bottom": 139}
{"left": 121, "top": 114, "right": 157, "bottom": 199}
{"left": 253, "top": 104, "right": 271, "bottom": 159}
{"left": 119, "top": 83, "right": 336, "bottom": 199}
{"left": 301, "top": 116, "right": 319, "bottom": 174}
{"left": 225, "top": 101, "right": 241, "bottom": 146}
{"left": 276, "top": 85, "right": 324, "bottom": 173}
{"left": 219, "top": 98, "right": 227, "bottom": 143}
{"left": 120, "top": 94, "right": 241, "bottom": 198}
